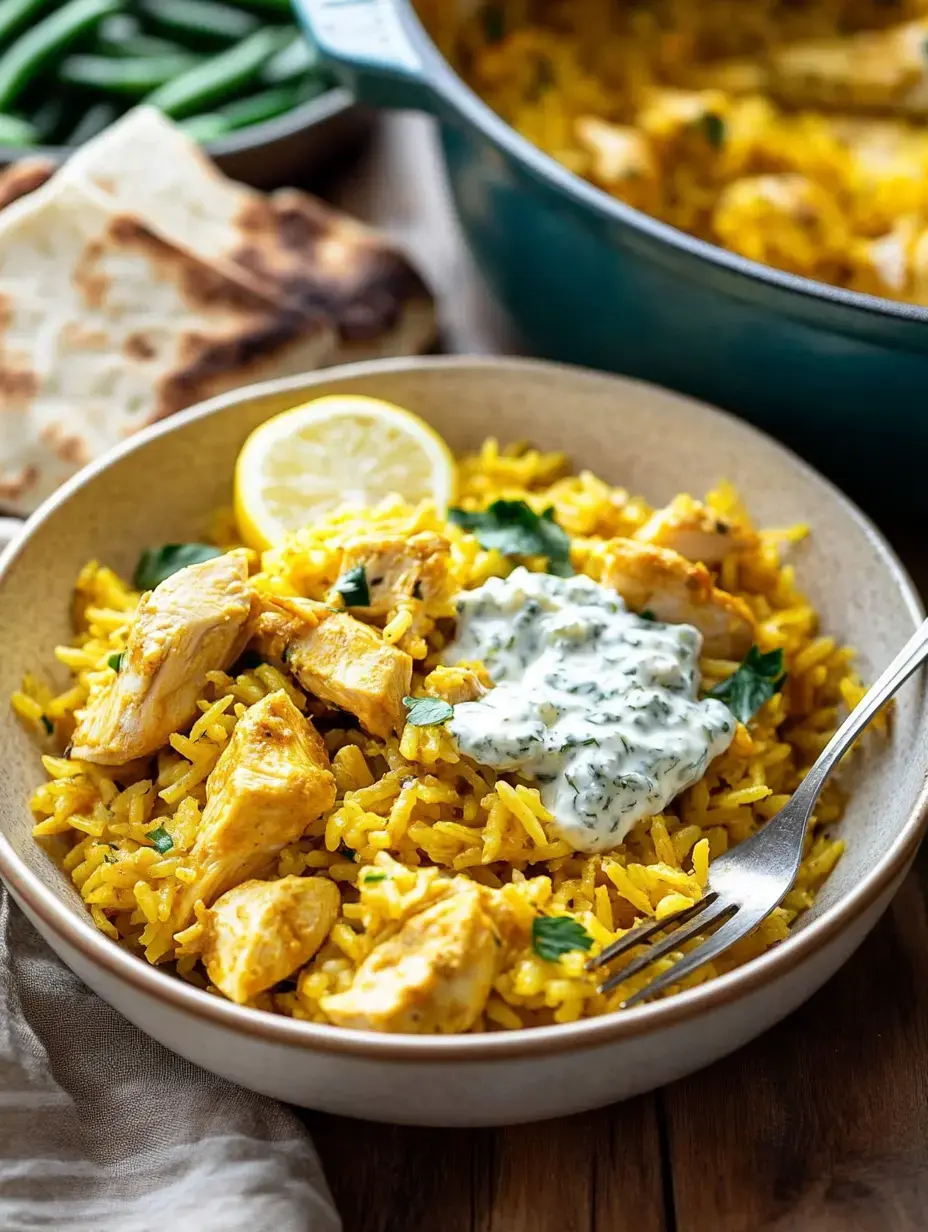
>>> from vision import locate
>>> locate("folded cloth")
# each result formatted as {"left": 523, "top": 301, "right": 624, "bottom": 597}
{"left": 0, "top": 887, "right": 341, "bottom": 1232}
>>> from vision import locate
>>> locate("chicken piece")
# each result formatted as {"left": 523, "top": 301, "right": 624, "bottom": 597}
{"left": 634, "top": 494, "right": 758, "bottom": 564}
{"left": 71, "top": 550, "right": 253, "bottom": 765}
{"left": 767, "top": 20, "right": 928, "bottom": 116}
{"left": 712, "top": 174, "right": 847, "bottom": 279}
{"left": 600, "top": 538, "right": 755, "bottom": 658}
{"left": 829, "top": 118, "right": 928, "bottom": 231}
{"left": 849, "top": 217, "right": 919, "bottom": 299}
{"left": 255, "top": 596, "right": 412, "bottom": 738}
{"left": 636, "top": 88, "right": 731, "bottom": 158}
{"left": 334, "top": 531, "right": 451, "bottom": 615}
{"left": 173, "top": 689, "right": 336, "bottom": 928}
{"left": 321, "top": 878, "right": 514, "bottom": 1033}
{"left": 573, "top": 117, "right": 661, "bottom": 212}
{"left": 202, "top": 875, "right": 340, "bottom": 1005}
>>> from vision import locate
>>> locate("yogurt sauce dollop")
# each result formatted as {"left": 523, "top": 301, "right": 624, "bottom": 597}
{"left": 444, "top": 567, "right": 735, "bottom": 854}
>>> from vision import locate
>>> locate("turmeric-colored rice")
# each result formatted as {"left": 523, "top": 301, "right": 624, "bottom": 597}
{"left": 14, "top": 440, "right": 867, "bottom": 1029}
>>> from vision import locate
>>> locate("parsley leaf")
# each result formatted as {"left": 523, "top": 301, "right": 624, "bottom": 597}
{"left": 333, "top": 564, "right": 370, "bottom": 607}
{"left": 361, "top": 870, "right": 387, "bottom": 884}
{"left": 639, "top": 609, "right": 657, "bottom": 621}
{"left": 403, "top": 696, "right": 454, "bottom": 726}
{"left": 707, "top": 646, "right": 787, "bottom": 724}
{"left": 134, "top": 544, "right": 222, "bottom": 591}
{"left": 703, "top": 112, "right": 726, "bottom": 148}
{"left": 448, "top": 500, "right": 572, "bottom": 576}
{"left": 338, "top": 842, "right": 356, "bottom": 862}
{"left": 107, "top": 652, "right": 124, "bottom": 672}
{"left": 145, "top": 826, "right": 174, "bottom": 855}
{"left": 532, "top": 916, "right": 594, "bottom": 962}
{"left": 40, "top": 714, "right": 53, "bottom": 735}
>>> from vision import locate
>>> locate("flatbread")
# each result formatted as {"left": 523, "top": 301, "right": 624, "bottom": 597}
{"left": 62, "top": 107, "right": 437, "bottom": 361}
{"left": 0, "top": 177, "right": 333, "bottom": 514}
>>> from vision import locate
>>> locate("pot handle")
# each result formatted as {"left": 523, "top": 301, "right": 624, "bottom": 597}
{"left": 295, "top": 0, "right": 438, "bottom": 112}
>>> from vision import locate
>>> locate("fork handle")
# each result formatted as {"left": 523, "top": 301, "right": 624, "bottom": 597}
{"left": 794, "top": 616, "right": 928, "bottom": 808}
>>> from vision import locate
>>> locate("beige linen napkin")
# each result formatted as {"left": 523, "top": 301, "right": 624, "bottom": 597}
{"left": 0, "top": 887, "right": 341, "bottom": 1232}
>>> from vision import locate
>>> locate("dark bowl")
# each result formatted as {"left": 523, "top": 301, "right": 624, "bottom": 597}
{"left": 0, "top": 87, "right": 372, "bottom": 190}
{"left": 296, "top": 0, "right": 928, "bottom": 509}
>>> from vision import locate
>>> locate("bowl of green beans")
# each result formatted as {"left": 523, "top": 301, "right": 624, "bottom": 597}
{"left": 0, "top": 0, "right": 370, "bottom": 187}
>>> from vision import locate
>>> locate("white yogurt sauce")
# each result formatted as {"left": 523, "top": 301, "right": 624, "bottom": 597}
{"left": 444, "top": 568, "right": 735, "bottom": 854}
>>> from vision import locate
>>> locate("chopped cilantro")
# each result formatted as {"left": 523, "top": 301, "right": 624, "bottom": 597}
{"left": 703, "top": 112, "right": 726, "bottom": 149}
{"left": 532, "top": 915, "right": 594, "bottom": 962}
{"left": 333, "top": 564, "right": 370, "bottom": 607}
{"left": 361, "top": 870, "right": 386, "bottom": 884}
{"left": 134, "top": 543, "right": 222, "bottom": 591}
{"left": 145, "top": 826, "right": 174, "bottom": 855}
{"left": 403, "top": 696, "right": 454, "bottom": 727}
{"left": 639, "top": 609, "right": 657, "bottom": 621}
{"left": 40, "top": 714, "right": 53, "bottom": 735}
{"left": 707, "top": 646, "right": 786, "bottom": 724}
{"left": 338, "top": 842, "right": 356, "bottom": 862}
{"left": 107, "top": 652, "right": 124, "bottom": 672}
{"left": 448, "top": 500, "right": 572, "bottom": 576}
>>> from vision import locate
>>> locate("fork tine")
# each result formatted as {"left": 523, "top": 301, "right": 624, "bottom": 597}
{"left": 587, "top": 893, "right": 718, "bottom": 972}
{"left": 599, "top": 897, "right": 735, "bottom": 995}
{"left": 621, "top": 909, "right": 746, "bottom": 1008}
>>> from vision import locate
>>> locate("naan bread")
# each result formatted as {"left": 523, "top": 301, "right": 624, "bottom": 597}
{"left": 0, "top": 177, "right": 333, "bottom": 514}
{"left": 62, "top": 107, "right": 437, "bottom": 362}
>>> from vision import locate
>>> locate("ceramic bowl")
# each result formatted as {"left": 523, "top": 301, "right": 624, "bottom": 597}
{"left": 0, "top": 357, "right": 925, "bottom": 1127}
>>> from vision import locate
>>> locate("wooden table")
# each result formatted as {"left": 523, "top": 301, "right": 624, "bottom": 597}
{"left": 304, "top": 114, "right": 928, "bottom": 1232}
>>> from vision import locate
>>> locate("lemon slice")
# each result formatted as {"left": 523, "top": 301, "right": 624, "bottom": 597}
{"left": 234, "top": 395, "right": 456, "bottom": 549}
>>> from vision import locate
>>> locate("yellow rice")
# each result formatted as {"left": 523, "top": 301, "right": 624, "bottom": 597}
{"left": 13, "top": 440, "right": 870, "bottom": 1030}
{"left": 420, "top": 0, "right": 928, "bottom": 304}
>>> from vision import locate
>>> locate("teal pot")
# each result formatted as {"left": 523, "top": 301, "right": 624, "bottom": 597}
{"left": 294, "top": 1, "right": 928, "bottom": 508}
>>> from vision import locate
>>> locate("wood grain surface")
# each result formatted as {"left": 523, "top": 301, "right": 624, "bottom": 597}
{"left": 303, "top": 115, "right": 928, "bottom": 1232}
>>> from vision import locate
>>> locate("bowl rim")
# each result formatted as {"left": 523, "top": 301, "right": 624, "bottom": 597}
{"left": 392, "top": 0, "right": 928, "bottom": 335}
{"left": 1, "top": 354, "right": 926, "bottom": 1062}
{"left": 0, "top": 86, "right": 357, "bottom": 166}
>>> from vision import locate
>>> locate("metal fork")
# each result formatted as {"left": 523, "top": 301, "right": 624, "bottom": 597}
{"left": 588, "top": 617, "right": 928, "bottom": 1009}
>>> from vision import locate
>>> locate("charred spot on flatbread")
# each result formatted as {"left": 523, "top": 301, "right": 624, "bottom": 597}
{"left": 0, "top": 157, "right": 55, "bottom": 213}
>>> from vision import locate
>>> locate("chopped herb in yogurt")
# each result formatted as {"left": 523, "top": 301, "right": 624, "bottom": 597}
{"left": 444, "top": 568, "right": 736, "bottom": 853}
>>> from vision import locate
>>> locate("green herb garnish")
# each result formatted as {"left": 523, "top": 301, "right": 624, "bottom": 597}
{"left": 361, "top": 870, "right": 386, "bottom": 884}
{"left": 145, "top": 826, "right": 174, "bottom": 855}
{"left": 639, "top": 609, "right": 657, "bottom": 621}
{"left": 482, "top": 3, "right": 504, "bottom": 42}
{"left": 133, "top": 543, "right": 222, "bottom": 591}
{"left": 107, "top": 652, "right": 124, "bottom": 672}
{"left": 40, "top": 715, "right": 53, "bottom": 735}
{"left": 448, "top": 500, "right": 572, "bottom": 576}
{"left": 707, "top": 645, "right": 786, "bottom": 724}
{"left": 333, "top": 564, "right": 370, "bottom": 607}
{"left": 403, "top": 696, "right": 454, "bottom": 727}
{"left": 338, "top": 842, "right": 356, "bottom": 862}
{"left": 532, "top": 916, "right": 594, "bottom": 962}
{"left": 703, "top": 112, "right": 726, "bottom": 149}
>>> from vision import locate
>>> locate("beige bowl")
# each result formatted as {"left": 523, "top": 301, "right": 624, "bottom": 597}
{"left": 0, "top": 357, "right": 925, "bottom": 1127}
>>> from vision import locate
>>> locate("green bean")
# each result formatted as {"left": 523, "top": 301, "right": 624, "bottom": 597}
{"left": 30, "top": 92, "right": 67, "bottom": 141}
{"left": 231, "top": 0, "right": 293, "bottom": 12}
{"left": 137, "top": 0, "right": 258, "bottom": 47}
{"left": 178, "top": 111, "right": 228, "bottom": 141}
{"left": 0, "top": 0, "right": 122, "bottom": 111}
{"left": 0, "top": 112, "right": 38, "bottom": 145}
{"left": 66, "top": 99, "right": 117, "bottom": 145}
{"left": 60, "top": 52, "right": 198, "bottom": 94}
{"left": 0, "top": 0, "right": 52, "bottom": 47}
{"left": 144, "top": 27, "right": 289, "bottom": 118}
{"left": 95, "top": 15, "right": 184, "bottom": 58}
{"left": 262, "top": 30, "right": 318, "bottom": 85}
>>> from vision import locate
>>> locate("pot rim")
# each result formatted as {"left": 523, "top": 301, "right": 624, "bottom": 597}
{"left": 1, "top": 354, "right": 927, "bottom": 1064}
{"left": 394, "top": 0, "right": 928, "bottom": 338}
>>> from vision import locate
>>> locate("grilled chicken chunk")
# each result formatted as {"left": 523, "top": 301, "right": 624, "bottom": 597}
{"left": 635, "top": 494, "right": 757, "bottom": 565}
{"left": 712, "top": 173, "right": 846, "bottom": 275}
{"left": 321, "top": 877, "right": 514, "bottom": 1033}
{"left": 202, "top": 874, "right": 340, "bottom": 1005}
{"left": 600, "top": 538, "right": 755, "bottom": 658}
{"left": 71, "top": 550, "right": 253, "bottom": 765}
{"left": 335, "top": 531, "right": 451, "bottom": 615}
{"left": 255, "top": 596, "right": 412, "bottom": 737}
{"left": 574, "top": 116, "right": 661, "bottom": 211}
{"left": 173, "top": 689, "right": 336, "bottom": 928}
